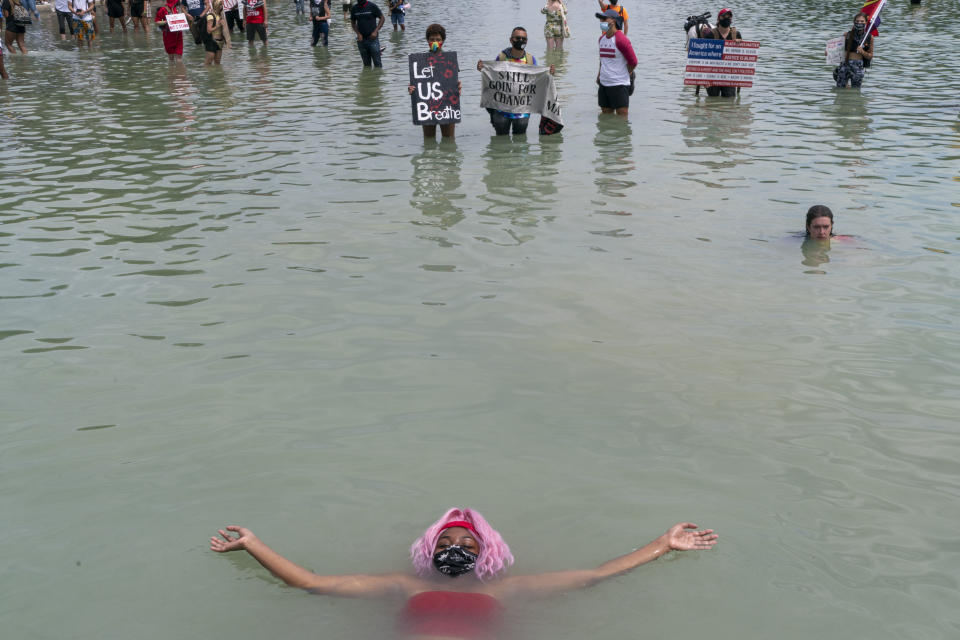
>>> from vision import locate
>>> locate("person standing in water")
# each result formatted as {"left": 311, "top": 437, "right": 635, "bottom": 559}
{"left": 350, "top": 0, "right": 385, "bottom": 68}
{"left": 129, "top": 0, "right": 149, "bottom": 33}
{"left": 309, "top": 0, "right": 330, "bottom": 47}
{"left": 836, "top": 12, "right": 874, "bottom": 89}
{"left": 203, "top": 0, "right": 229, "bottom": 65}
{"left": 244, "top": 0, "right": 268, "bottom": 47}
{"left": 2, "top": 0, "right": 30, "bottom": 54}
{"left": 0, "top": 40, "right": 7, "bottom": 79}
{"left": 595, "top": 9, "right": 636, "bottom": 117}
{"left": 54, "top": 0, "right": 76, "bottom": 40}
{"left": 210, "top": 508, "right": 717, "bottom": 638}
{"left": 222, "top": 0, "right": 242, "bottom": 34}
{"left": 542, "top": 0, "right": 569, "bottom": 52}
{"left": 407, "top": 23, "right": 460, "bottom": 141}
{"left": 69, "top": 0, "right": 96, "bottom": 50}
{"left": 106, "top": 0, "right": 127, "bottom": 33}
{"left": 155, "top": 0, "right": 184, "bottom": 61}
{"left": 476, "top": 27, "right": 554, "bottom": 136}
{"left": 702, "top": 8, "right": 742, "bottom": 97}
{"left": 388, "top": 0, "right": 404, "bottom": 32}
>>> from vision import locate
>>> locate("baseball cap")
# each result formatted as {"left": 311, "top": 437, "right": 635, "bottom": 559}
{"left": 595, "top": 9, "right": 624, "bottom": 28}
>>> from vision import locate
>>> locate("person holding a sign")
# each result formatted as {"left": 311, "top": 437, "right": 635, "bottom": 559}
{"left": 701, "top": 8, "right": 742, "bottom": 97}
{"left": 155, "top": 0, "right": 184, "bottom": 59}
{"left": 350, "top": 0, "right": 385, "bottom": 68}
{"left": 476, "top": 27, "right": 555, "bottom": 136}
{"left": 222, "top": 0, "right": 242, "bottom": 34}
{"left": 596, "top": 9, "right": 636, "bottom": 116}
{"left": 408, "top": 23, "right": 461, "bottom": 140}
{"left": 835, "top": 12, "right": 874, "bottom": 89}
{"left": 69, "top": 0, "right": 96, "bottom": 50}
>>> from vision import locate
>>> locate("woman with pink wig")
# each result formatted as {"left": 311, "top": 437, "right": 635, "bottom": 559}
{"left": 211, "top": 507, "right": 717, "bottom": 638}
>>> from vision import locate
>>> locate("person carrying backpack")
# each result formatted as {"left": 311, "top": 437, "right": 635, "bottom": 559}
{"left": 596, "top": 0, "right": 627, "bottom": 35}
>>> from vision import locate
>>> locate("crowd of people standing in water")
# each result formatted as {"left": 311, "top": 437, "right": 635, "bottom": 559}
{"left": 1, "top": 1, "right": 881, "bottom": 90}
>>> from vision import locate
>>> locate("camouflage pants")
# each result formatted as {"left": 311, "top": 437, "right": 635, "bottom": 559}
{"left": 835, "top": 59, "right": 864, "bottom": 88}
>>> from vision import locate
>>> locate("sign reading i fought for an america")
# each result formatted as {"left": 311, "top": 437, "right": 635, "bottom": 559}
{"left": 684, "top": 39, "right": 760, "bottom": 88}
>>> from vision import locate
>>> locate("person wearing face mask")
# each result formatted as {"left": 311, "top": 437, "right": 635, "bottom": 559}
{"left": 835, "top": 12, "right": 874, "bottom": 89}
{"left": 211, "top": 508, "right": 717, "bottom": 638}
{"left": 476, "top": 27, "right": 555, "bottom": 136}
{"left": 596, "top": 0, "right": 627, "bottom": 36}
{"left": 702, "top": 8, "right": 742, "bottom": 97}
{"left": 351, "top": 0, "right": 386, "bottom": 68}
{"left": 407, "top": 24, "right": 461, "bottom": 140}
{"left": 595, "top": 9, "right": 636, "bottom": 116}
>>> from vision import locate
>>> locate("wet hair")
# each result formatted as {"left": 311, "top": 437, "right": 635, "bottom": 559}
{"left": 805, "top": 205, "right": 834, "bottom": 234}
{"left": 425, "top": 23, "right": 445, "bottom": 42}
{"left": 511, "top": 27, "right": 527, "bottom": 37}
{"left": 410, "top": 508, "right": 514, "bottom": 581}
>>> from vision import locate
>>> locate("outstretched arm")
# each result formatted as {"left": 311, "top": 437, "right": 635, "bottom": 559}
{"left": 210, "top": 526, "right": 414, "bottom": 598}
{"left": 494, "top": 523, "right": 717, "bottom": 598}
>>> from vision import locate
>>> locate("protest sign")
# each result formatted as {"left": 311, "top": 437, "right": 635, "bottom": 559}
{"left": 826, "top": 36, "right": 844, "bottom": 65}
{"left": 479, "top": 61, "right": 563, "bottom": 126}
{"left": 408, "top": 51, "right": 461, "bottom": 126}
{"left": 684, "top": 39, "right": 760, "bottom": 88}
{"left": 165, "top": 13, "right": 190, "bottom": 32}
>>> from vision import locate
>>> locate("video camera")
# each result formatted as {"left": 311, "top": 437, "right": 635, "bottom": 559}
{"left": 683, "top": 12, "right": 711, "bottom": 32}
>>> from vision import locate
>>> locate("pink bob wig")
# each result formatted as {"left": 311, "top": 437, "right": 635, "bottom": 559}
{"left": 410, "top": 508, "right": 514, "bottom": 581}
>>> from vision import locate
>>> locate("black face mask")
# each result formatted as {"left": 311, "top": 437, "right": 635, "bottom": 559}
{"left": 718, "top": 17, "right": 732, "bottom": 28}
{"left": 511, "top": 38, "right": 527, "bottom": 50}
{"left": 432, "top": 545, "right": 477, "bottom": 578}
{"left": 854, "top": 23, "right": 866, "bottom": 32}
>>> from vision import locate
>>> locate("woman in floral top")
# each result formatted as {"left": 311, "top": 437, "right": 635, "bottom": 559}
{"left": 541, "top": 0, "right": 568, "bottom": 51}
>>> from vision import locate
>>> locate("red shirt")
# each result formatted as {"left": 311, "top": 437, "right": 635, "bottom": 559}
{"left": 244, "top": 0, "right": 265, "bottom": 23}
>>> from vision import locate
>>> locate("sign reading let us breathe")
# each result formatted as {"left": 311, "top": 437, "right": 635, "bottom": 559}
{"left": 409, "top": 51, "right": 462, "bottom": 126}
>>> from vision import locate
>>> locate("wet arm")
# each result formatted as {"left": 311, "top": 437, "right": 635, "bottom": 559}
{"left": 497, "top": 524, "right": 716, "bottom": 597}
{"left": 214, "top": 530, "right": 410, "bottom": 597}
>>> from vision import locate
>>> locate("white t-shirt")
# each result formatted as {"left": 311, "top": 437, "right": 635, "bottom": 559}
{"left": 54, "top": 0, "right": 71, "bottom": 13}
{"left": 598, "top": 32, "right": 638, "bottom": 87}
{"left": 71, "top": 0, "right": 95, "bottom": 21}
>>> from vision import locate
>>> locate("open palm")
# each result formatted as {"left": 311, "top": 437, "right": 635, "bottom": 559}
{"left": 665, "top": 522, "right": 718, "bottom": 551}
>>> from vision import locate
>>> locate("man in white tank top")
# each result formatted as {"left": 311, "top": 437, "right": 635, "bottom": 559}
{"left": 595, "top": 9, "right": 637, "bottom": 116}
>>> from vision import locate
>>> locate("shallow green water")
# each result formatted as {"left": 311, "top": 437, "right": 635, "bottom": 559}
{"left": 2, "top": 0, "right": 959, "bottom": 638}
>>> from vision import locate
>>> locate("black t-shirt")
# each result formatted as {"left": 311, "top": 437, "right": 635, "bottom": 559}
{"left": 350, "top": 0, "right": 382, "bottom": 37}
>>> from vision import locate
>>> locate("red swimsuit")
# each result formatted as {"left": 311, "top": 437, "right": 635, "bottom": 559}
{"left": 399, "top": 591, "right": 502, "bottom": 639}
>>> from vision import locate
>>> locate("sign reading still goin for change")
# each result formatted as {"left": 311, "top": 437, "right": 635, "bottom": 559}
{"left": 684, "top": 39, "right": 760, "bottom": 88}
